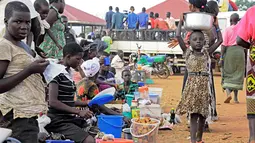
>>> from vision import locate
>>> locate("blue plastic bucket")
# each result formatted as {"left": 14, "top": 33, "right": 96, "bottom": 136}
{"left": 46, "top": 140, "right": 74, "bottom": 143}
{"left": 97, "top": 115, "right": 124, "bottom": 138}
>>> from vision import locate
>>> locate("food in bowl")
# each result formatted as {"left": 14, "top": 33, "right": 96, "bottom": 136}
{"left": 131, "top": 117, "right": 160, "bottom": 143}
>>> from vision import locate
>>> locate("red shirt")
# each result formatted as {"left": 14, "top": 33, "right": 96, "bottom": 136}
{"left": 149, "top": 18, "right": 155, "bottom": 29}
{"left": 155, "top": 18, "right": 169, "bottom": 30}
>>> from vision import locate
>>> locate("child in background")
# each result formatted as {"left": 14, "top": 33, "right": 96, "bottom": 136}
{"left": 175, "top": 13, "right": 223, "bottom": 143}
{"left": 117, "top": 70, "right": 138, "bottom": 100}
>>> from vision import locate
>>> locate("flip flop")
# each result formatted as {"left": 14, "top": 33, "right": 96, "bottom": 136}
{"left": 196, "top": 141, "right": 204, "bottom": 143}
{"left": 224, "top": 96, "right": 232, "bottom": 103}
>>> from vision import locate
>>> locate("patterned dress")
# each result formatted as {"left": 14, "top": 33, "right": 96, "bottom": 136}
{"left": 39, "top": 6, "right": 66, "bottom": 59}
{"left": 177, "top": 48, "right": 210, "bottom": 117}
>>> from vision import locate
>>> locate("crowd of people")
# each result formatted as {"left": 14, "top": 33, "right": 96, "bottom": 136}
{"left": 0, "top": 0, "right": 255, "bottom": 143}
{"left": 0, "top": 0, "right": 132, "bottom": 143}
{"left": 105, "top": 6, "right": 177, "bottom": 31}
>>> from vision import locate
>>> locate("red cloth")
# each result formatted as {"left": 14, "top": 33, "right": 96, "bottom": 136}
{"left": 229, "top": 0, "right": 238, "bottom": 11}
{"left": 149, "top": 18, "right": 155, "bottom": 28}
{"left": 155, "top": 18, "right": 169, "bottom": 30}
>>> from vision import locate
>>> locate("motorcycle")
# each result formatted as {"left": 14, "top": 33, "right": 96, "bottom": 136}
{"left": 129, "top": 44, "right": 170, "bottom": 79}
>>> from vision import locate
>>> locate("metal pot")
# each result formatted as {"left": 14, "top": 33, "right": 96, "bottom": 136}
{"left": 184, "top": 12, "right": 214, "bottom": 31}
{"left": 122, "top": 128, "right": 132, "bottom": 139}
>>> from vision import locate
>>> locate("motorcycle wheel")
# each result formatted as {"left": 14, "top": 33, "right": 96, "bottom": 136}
{"left": 154, "top": 63, "right": 170, "bottom": 79}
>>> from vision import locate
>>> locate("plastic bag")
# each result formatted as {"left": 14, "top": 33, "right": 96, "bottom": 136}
{"left": 37, "top": 115, "right": 51, "bottom": 134}
{"left": 122, "top": 103, "right": 131, "bottom": 112}
{"left": 43, "top": 59, "right": 67, "bottom": 84}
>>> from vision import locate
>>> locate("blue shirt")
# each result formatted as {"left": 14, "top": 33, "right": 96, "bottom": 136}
{"left": 138, "top": 12, "right": 149, "bottom": 28}
{"left": 112, "top": 12, "right": 125, "bottom": 29}
{"left": 105, "top": 10, "right": 114, "bottom": 29}
{"left": 127, "top": 13, "right": 138, "bottom": 29}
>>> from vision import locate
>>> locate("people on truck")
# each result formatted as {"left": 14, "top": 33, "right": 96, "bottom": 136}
{"left": 165, "top": 12, "right": 176, "bottom": 30}
{"left": 148, "top": 12, "right": 155, "bottom": 29}
{"left": 105, "top": 6, "right": 114, "bottom": 29}
{"left": 111, "top": 7, "right": 124, "bottom": 30}
{"left": 127, "top": 6, "right": 138, "bottom": 29}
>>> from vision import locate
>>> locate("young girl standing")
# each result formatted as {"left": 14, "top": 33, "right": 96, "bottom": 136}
{"left": 175, "top": 15, "right": 223, "bottom": 143}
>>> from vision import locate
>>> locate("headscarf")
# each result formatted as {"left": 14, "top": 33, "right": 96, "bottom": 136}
{"left": 81, "top": 58, "right": 100, "bottom": 77}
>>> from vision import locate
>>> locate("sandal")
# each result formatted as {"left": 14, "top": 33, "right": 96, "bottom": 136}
{"left": 224, "top": 96, "right": 232, "bottom": 103}
{"left": 234, "top": 101, "right": 240, "bottom": 104}
{"left": 196, "top": 141, "right": 204, "bottom": 143}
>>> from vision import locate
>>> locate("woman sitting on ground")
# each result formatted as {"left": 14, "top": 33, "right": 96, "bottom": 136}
{"left": 75, "top": 58, "right": 131, "bottom": 125}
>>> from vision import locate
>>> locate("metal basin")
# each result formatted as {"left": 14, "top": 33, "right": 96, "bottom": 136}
{"left": 184, "top": 12, "right": 214, "bottom": 31}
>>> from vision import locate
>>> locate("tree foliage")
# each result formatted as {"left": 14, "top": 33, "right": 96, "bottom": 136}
{"left": 236, "top": 0, "right": 255, "bottom": 11}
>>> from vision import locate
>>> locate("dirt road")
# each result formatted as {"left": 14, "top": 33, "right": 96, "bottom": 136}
{"left": 153, "top": 76, "right": 248, "bottom": 143}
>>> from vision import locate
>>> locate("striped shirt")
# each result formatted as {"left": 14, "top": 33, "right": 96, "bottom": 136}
{"left": 48, "top": 73, "right": 76, "bottom": 115}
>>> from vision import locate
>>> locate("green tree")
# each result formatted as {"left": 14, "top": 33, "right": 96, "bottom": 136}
{"left": 236, "top": 0, "right": 255, "bottom": 11}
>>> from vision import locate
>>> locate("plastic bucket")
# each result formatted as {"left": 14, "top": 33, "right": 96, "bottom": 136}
{"left": 149, "top": 93, "right": 159, "bottom": 104}
{"left": 97, "top": 115, "right": 124, "bottom": 138}
{"left": 134, "top": 92, "right": 140, "bottom": 100}
{"left": 148, "top": 87, "right": 163, "bottom": 98}
{"left": 130, "top": 118, "right": 160, "bottom": 143}
{"left": 123, "top": 128, "right": 133, "bottom": 139}
{"left": 125, "top": 94, "right": 134, "bottom": 106}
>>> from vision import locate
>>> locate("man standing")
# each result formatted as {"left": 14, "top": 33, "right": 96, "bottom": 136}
{"left": 148, "top": 12, "right": 155, "bottom": 29}
{"left": 111, "top": 7, "right": 124, "bottom": 30}
{"left": 165, "top": 12, "right": 176, "bottom": 30}
{"left": 105, "top": 6, "right": 114, "bottom": 29}
{"left": 154, "top": 13, "right": 169, "bottom": 31}
{"left": 137, "top": 7, "right": 148, "bottom": 40}
{"left": 127, "top": 6, "right": 138, "bottom": 29}
{"left": 137, "top": 7, "right": 148, "bottom": 30}
{"left": 154, "top": 13, "right": 169, "bottom": 40}
{"left": 62, "top": 15, "right": 77, "bottom": 44}
{"left": 101, "top": 31, "right": 112, "bottom": 54}
{"left": 236, "top": 6, "right": 255, "bottom": 143}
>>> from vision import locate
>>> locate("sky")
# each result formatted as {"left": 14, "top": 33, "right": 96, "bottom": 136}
{"left": 30, "top": 0, "right": 165, "bottom": 19}
{"left": 64, "top": 0, "right": 165, "bottom": 19}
